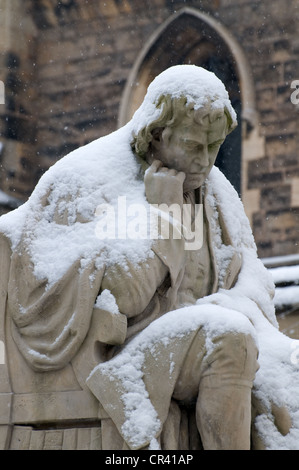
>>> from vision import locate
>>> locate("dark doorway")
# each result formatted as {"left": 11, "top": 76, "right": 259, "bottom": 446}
{"left": 199, "top": 55, "right": 241, "bottom": 195}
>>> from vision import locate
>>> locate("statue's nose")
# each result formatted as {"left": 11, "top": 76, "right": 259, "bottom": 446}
{"left": 193, "top": 149, "right": 209, "bottom": 168}
{"left": 201, "top": 147, "right": 210, "bottom": 167}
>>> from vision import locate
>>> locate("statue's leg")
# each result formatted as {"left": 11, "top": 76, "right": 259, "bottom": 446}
{"left": 197, "top": 331, "right": 258, "bottom": 450}
{"left": 173, "top": 320, "right": 258, "bottom": 450}
{"left": 88, "top": 305, "right": 258, "bottom": 450}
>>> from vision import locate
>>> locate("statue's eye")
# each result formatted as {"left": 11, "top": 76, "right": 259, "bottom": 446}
{"left": 180, "top": 139, "right": 201, "bottom": 151}
{"left": 208, "top": 140, "right": 224, "bottom": 150}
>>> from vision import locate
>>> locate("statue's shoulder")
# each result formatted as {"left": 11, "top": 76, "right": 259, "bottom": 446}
{"left": 0, "top": 205, "right": 26, "bottom": 250}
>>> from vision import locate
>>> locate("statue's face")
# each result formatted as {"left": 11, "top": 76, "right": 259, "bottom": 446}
{"left": 152, "top": 111, "right": 228, "bottom": 192}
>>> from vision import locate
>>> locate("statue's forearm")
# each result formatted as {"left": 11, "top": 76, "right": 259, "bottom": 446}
{"left": 100, "top": 252, "right": 168, "bottom": 319}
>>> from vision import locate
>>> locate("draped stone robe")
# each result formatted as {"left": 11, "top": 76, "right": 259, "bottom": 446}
{"left": 0, "top": 155, "right": 279, "bottom": 449}
{"left": 2, "top": 167, "right": 257, "bottom": 371}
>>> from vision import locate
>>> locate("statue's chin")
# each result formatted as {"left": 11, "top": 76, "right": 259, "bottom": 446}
{"left": 183, "top": 174, "right": 206, "bottom": 192}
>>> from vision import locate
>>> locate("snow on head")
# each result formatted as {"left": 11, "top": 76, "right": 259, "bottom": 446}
{"left": 131, "top": 64, "right": 237, "bottom": 134}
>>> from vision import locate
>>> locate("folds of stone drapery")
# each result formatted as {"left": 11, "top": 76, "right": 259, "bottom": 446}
{"left": 8, "top": 242, "right": 105, "bottom": 372}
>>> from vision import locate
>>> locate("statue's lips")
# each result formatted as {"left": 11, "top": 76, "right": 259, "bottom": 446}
{"left": 188, "top": 171, "right": 207, "bottom": 178}
{"left": 185, "top": 172, "right": 209, "bottom": 187}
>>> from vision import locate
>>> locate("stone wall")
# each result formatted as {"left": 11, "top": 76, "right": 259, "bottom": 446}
{"left": 0, "top": 0, "right": 299, "bottom": 257}
{"left": 0, "top": 0, "right": 38, "bottom": 204}
{"left": 225, "top": 0, "right": 299, "bottom": 258}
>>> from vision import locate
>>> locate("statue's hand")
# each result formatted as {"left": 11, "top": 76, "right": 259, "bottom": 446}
{"left": 144, "top": 160, "right": 186, "bottom": 207}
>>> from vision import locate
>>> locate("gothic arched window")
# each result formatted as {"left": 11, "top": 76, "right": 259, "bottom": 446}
{"left": 119, "top": 8, "right": 257, "bottom": 197}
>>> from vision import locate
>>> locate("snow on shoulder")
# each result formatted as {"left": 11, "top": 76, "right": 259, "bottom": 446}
{"left": 0, "top": 125, "right": 154, "bottom": 287}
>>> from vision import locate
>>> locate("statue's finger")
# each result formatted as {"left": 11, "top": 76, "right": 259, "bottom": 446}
{"left": 149, "top": 160, "right": 163, "bottom": 173}
{"left": 176, "top": 171, "right": 186, "bottom": 183}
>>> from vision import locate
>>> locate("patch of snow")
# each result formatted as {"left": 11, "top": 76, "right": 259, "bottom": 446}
{"left": 95, "top": 289, "right": 120, "bottom": 314}
{"left": 274, "top": 286, "right": 299, "bottom": 308}
{"left": 131, "top": 65, "right": 237, "bottom": 136}
{"left": 270, "top": 265, "right": 299, "bottom": 285}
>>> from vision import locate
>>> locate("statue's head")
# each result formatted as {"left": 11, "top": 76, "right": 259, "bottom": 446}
{"left": 131, "top": 65, "right": 237, "bottom": 191}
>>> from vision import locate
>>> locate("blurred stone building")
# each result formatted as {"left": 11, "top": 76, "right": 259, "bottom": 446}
{"left": 1, "top": 0, "right": 299, "bottom": 333}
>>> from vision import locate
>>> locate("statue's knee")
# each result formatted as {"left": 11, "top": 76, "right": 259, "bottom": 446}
{"left": 222, "top": 329, "right": 257, "bottom": 358}
{"left": 207, "top": 328, "right": 259, "bottom": 381}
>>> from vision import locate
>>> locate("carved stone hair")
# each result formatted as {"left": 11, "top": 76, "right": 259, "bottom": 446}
{"left": 131, "top": 93, "right": 236, "bottom": 159}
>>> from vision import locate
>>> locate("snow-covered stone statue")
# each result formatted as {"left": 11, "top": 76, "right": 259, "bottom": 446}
{"left": 0, "top": 65, "right": 299, "bottom": 450}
